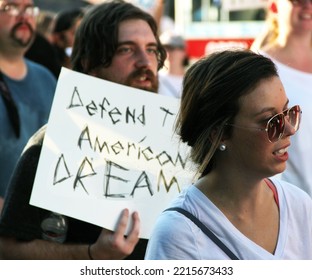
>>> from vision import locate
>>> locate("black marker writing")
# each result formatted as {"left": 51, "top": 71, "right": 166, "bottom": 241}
{"left": 77, "top": 125, "right": 187, "bottom": 169}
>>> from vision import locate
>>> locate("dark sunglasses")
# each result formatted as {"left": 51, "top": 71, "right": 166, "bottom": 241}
{"left": 226, "top": 105, "right": 302, "bottom": 143}
{"left": 289, "top": 0, "right": 312, "bottom": 6}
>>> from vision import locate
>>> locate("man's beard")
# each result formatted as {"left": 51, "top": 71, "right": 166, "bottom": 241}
{"left": 125, "top": 68, "right": 158, "bottom": 93}
{"left": 10, "top": 22, "right": 34, "bottom": 47}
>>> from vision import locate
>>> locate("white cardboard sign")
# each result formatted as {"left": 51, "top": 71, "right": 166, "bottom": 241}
{"left": 30, "top": 68, "right": 194, "bottom": 238}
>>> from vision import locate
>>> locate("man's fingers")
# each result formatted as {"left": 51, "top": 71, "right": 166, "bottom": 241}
{"left": 114, "top": 209, "right": 140, "bottom": 249}
{"left": 114, "top": 208, "right": 130, "bottom": 238}
{"left": 119, "top": 211, "right": 140, "bottom": 255}
{"left": 95, "top": 209, "right": 140, "bottom": 258}
{"left": 126, "top": 211, "right": 140, "bottom": 244}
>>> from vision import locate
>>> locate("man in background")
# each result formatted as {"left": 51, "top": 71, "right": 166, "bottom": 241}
{"left": 0, "top": 0, "right": 56, "bottom": 211}
{"left": 0, "top": 0, "right": 166, "bottom": 259}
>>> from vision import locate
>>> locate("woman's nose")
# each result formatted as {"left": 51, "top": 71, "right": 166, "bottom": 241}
{"left": 284, "top": 118, "right": 297, "bottom": 137}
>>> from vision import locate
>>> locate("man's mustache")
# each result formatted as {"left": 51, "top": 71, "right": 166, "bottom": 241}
{"left": 10, "top": 21, "right": 34, "bottom": 47}
{"left": 128, "top": 69, "right": 156, "bottom": 82}
{"left": 12, "top": 21, "right": 34, "bottom": 34}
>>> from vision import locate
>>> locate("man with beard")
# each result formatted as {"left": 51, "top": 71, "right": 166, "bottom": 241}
{"left": 0, "top": 0, "right": 56, "bottom": 210}
{"left": 0, "top": 0, "right": 166, "bottom": 259}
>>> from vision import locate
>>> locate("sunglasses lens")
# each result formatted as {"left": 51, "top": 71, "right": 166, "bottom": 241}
{"left": 267, "top": 105, "right": 301, "bottom": 142}
{"left": 267, "top": 114, "right": 285, "bottom": 142}
{"left": 287, "top": 105, "right": 301, "bottom": 131}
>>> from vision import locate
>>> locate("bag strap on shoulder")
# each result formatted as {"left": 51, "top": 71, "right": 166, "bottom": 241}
{"left": 164, "top": 207, "right": 239, "bottom": 260}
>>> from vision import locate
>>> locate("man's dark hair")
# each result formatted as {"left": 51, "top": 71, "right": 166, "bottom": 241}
{"left": 53, "top": 8, "right": 84, "bottom": 33}
{"left": 71, "top": 0, "right": 166, "bottom": 73}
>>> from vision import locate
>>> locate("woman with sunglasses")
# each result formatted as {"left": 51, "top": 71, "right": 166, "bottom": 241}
{"left": 251, "top": 0, "right": 312, "bottom": 197}
{"left": 145, "top": 49, "right": 312, "bottom": 260}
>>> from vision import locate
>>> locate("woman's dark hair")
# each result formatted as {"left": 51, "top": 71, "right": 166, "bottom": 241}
{"left": 71, "top": 0, "right": 166, "bottom": 73}
{"left": 175, "top": 49, "right": 279, "bottom": 177}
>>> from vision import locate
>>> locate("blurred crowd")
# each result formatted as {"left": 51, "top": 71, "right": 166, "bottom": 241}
{"left": 1, "top": 0, "right": 312, "bottom": 261}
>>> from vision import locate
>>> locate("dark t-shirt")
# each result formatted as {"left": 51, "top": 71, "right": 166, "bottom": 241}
{"left": 0, "top": 125, "right": 147, "bottom": 259}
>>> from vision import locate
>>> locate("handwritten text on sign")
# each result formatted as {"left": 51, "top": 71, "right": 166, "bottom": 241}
{"left": 30, "top": 68, "right": 194, "bottom": 238}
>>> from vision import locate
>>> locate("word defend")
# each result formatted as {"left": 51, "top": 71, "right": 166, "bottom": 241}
{"left": 30, "top": 68, "right": 193, "bottom": 238}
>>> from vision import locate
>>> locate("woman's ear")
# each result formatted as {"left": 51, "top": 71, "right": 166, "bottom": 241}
{"left": 209, "top": 125, "right": 228, "bottom": 145}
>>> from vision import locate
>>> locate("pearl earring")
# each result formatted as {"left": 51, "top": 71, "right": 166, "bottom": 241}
{"left": 219, "top": 144, "right": 226, "bottom": 151}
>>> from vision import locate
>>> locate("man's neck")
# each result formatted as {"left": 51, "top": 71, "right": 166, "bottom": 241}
{"left": 0, "top": 52, "right": 27, "bottom": 80}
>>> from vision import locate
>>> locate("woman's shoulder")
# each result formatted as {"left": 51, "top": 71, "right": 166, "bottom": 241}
{"left": 145, "top": 202, "right": 200, "bottom": 259}
{"left": 150, "top": 186, "right": 200, "bottom": 234}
